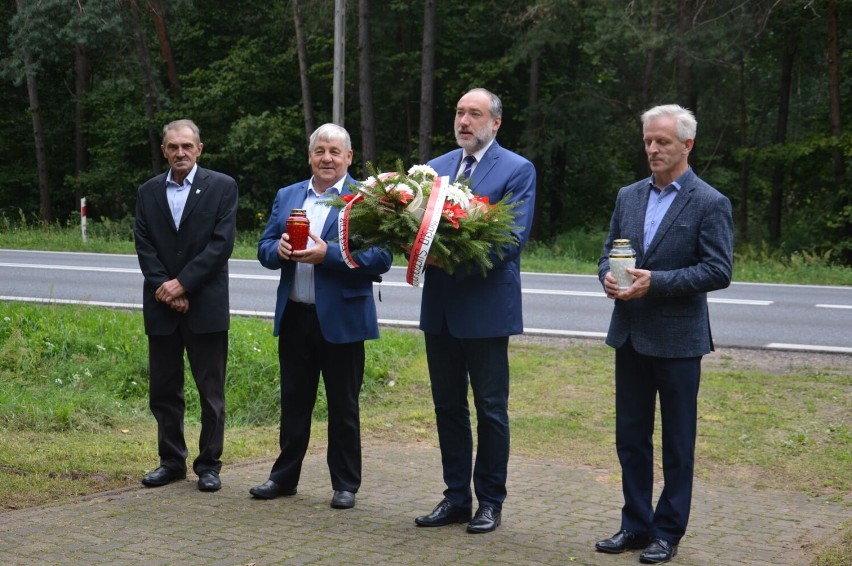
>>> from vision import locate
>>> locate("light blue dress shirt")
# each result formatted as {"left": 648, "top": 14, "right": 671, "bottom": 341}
{"left": 165, "top": 164, "right": 198, "bottom": 229}
{"left": 643, "top": 168, "right": 690, "bottom": 251}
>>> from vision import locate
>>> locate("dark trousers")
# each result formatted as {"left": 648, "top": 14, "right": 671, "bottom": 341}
{"left": 147, "top": 324, "right": 227, "bottom": 475}
{"left": 615, "top": 339, "right": 702, "bottom": 545}
{"left": 268, "top": 301, "right": 365, "bottom": 492}
{"left": 424, "top": 329, "right": 510, "bottom": 511}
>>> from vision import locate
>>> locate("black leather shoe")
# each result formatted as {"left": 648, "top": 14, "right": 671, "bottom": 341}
{"left": 330, "top": 490, "right": 355, "bottom": 509}
{"left": 414, "top": 499, "right": 472, "bottom": 527}
{"left": 640, "top": 538, "right": 678, "bottom": 564}
{"left": 141, "top": 466, "right": 186, "bottom": 487}
{"left": 197, "top": 470, "right": 221, "bottom": 492}
{"left": 466, "top": 504, "right": 501, "bottom": 533}
{"left": 595, "top": 530, "right": 651, "bottom": 554}
{"left": 249, "top": 480, "right": 297, "bottom": 499}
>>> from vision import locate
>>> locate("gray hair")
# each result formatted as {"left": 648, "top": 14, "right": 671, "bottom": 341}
{"left": 309, "top": 123, "right": 351, "bottom": 151}
{"left": 162, "top": 119, "right": 201, "bottom": 144}
{"left": 641, "top": 105, "right": 697, "bottom": 141}
{"left": 466, "top": 88, "right": 503, "bottom": 119}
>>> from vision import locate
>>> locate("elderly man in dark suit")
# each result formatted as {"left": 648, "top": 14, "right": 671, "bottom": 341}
{"left": 134, "top": 119, "right": 238, "bottom": 492}
{"left": 595, "top": 105, "right": 733, "bottom": 564}
{"left": 413, "top": 88, "right": 536, "bottom": 534}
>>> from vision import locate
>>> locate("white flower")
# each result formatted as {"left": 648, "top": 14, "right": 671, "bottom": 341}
{"left": 444, "top": 183, "right": 474, "bottom": 208}
{"left": 389, "top": 183, "right": 414, "bottom": 197}
{"left": 407, "top": 164, "right": 438, "bottom": 180}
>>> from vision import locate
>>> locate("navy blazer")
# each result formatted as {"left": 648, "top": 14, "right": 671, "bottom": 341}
{"left": 134, "top": 166, "right": 238, "bottom": 336}
{"left": 420, "top": 141, "right": 537, "bottom": 339}
{"left": 257, "top": 175, "right": 392, "bottom": 344}
{"left": 598, "top": 169, "right": 734, "bottom": 358}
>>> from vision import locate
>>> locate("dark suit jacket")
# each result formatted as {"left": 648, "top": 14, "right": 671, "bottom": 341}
{"left": 598, "top": 168, "right": 733, "bottom": 358}
{"left": 421, "top": 141, "right": 537, "bottom": 339}
{"left": 257, "top": 175, "right": 392, "bottom": 344}
{"left": 134, "top": 166, "right": 238, "bottom": 336}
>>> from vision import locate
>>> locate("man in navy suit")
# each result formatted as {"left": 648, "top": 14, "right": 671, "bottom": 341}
{"left": 249, "top": 124, "right": 392, "bottom": 510}
{"left": 414, "top": 88, "right": 536, "bottom": 533}
{"left": 134, "top": 119, "right": 238, "bottom": 492}
{"left": 595, "top": 105, "right": 733, "bottom": 563}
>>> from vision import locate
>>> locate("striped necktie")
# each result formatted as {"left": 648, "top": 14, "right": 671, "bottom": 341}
{"left": 461, "top": 155, "right": 475, "bottom": 180}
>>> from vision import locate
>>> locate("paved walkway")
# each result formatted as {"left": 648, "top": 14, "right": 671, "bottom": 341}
{"left": 0, "top": 442, "right": 848, "bottom": 565}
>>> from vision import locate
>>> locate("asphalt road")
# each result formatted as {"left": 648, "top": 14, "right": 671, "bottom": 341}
{"left": 0, "top": 248, "right": 850, "bottom": 354}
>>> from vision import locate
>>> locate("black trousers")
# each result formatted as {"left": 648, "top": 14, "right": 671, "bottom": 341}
{"left": 268, "top": 301, "right": 365, "bottom": 492}
{"left": 147, "top": 323, "right": 227, "bottom": 475}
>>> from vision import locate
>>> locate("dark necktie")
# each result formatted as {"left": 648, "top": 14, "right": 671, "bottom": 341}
{"left": 461, "top": 155, "right": 475, "bottom": 180}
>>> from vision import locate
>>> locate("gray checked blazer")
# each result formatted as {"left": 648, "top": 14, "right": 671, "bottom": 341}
{"left": 598, "top": 168, "right": 734, "bottom": 358}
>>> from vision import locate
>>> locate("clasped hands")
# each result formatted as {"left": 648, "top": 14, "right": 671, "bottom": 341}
{"left": 604, "top": 268, "right": 651, "bottom": 301}
{"left": 277, "top": 232, "right": 327, "bottom": 264}
{"left": 156, "top": 278, "right": 189, "bottom": 313}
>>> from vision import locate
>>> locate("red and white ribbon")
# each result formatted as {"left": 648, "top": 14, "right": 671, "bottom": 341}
{"left": 339, "top": 193, "right": 365, "bottom": 268}
{"left": 405, "top": 176, "right": 448, "bottom": 287}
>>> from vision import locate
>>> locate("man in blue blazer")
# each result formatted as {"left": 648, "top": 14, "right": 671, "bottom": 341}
{"left": 250, "top": 124, "right": 392, "bottom": 510}
{"left": 414, "top": 88, "right": 536, "bottom": 533}
{"left": 596, "top": 105, "right": 733, "bottom": 564}
{"left": 134, "top": 119, "right": 238, "bottom": 492}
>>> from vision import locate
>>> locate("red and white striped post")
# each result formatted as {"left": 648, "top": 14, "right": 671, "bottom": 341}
{"left": 80, "top": 197, "right": 87, "bottom": 243}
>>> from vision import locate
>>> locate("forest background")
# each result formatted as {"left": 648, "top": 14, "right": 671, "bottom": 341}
{"left": 1, "top": 0, "right": 850, "bottom": 266}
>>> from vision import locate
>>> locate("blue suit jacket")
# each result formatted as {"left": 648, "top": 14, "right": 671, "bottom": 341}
{"left": 134, "top": 166, "right": 238, "bottom": 336}
{"left": 257, "top": 175, "right": 392, "bottom": 344}
{"left": 598, "top": 169, "right": 734, "bottom": 358}
{"left": 420, "top": 141, "right": 537, "bottom": 338}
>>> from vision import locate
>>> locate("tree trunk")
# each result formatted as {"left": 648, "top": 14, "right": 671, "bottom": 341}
{"left": 526, "top": 51, "right": 542, "bottom": 240}
{"left": 676, "top": 0, "right": 696, "bottom": 111}
{"left": 74, "top": 42, "right": 91, "bottom": 208}
{"left": 637, "top": 0, "right": 661, "bottom": 178}
{"left": 16, "top": 0, "right": 51, "bottom": 222}
{"left": 827, "top": 0, "right": 844, "bottom": 185}
{"left": 769, "top": 38, "right": 796, "bottom": 246}
{"left": 147, "top": 0, "right": 180, "bottom": 98}
{"left": 293, "top": 0, "right": 314, "bottom": 146}
{"left": 639, "top": 0, "right": 660, "bottom": 111}
{"left": 736, "top": 51, "right": 750, "bottom": 242}
{"left": 418, "top": 0, "right": 437, "bottom": 164}
{"left": 129, "top": 0, "right": 162, "bottom": 174}
{"left": 357, "top": 0, "right": 376, "bottom": 171}
{"left": 826, "top": 0, "right": 849, "bottom": 263}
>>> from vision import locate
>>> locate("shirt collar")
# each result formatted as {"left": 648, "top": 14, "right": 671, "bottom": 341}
{"left": 649, "top": 167, "right": 691, "bottom": 192}
{"left": 166, "top": 164, "right": 198, "bottom": 187}
{"left": 308, "top": 175, "right": 346, "bottom": 197}
{"left": 465, "top": 138, "right": 495, "bottom": 163}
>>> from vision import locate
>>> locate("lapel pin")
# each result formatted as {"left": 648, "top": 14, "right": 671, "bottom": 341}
{"left": 195, "top": 188, "right": 201, "bottom": 194}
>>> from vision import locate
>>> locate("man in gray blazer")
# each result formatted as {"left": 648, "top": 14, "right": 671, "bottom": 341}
{"left": 595, "top": 105, "right": 733, "bottom": 564}
{"left": 134, "top": 119, "right": 238, "bottom": 493}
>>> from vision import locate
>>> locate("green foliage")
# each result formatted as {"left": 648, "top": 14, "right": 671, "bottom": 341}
{"left": 0, "top": 302, "right": 423, "bottom": 431}
{"left": 0, "top": 0, "right": 851, "bottom": 265}
{"left": 332, "top": 162, "right": 521, "bottom": 275}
